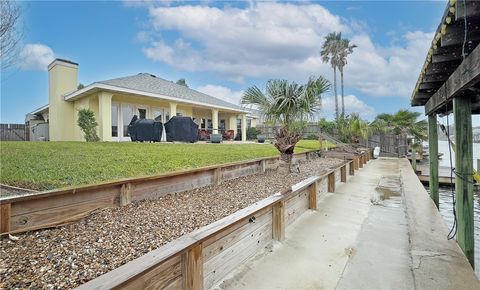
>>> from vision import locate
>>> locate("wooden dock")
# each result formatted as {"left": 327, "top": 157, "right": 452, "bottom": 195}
{"left": 416, "top": 164, "right": 479, "bottom": 186}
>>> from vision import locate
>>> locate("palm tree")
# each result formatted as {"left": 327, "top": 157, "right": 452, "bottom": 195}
{"left": 320, "top": 32, "right": 343, "bottom": 120}
{"left": 338, "top": 38, "right": 357, "bottom": 116}
{"left": 241, "top": 76, "right": 330, "bottom": 171}
{"left": 370, "top": 109, "right": 427, "bottom": 156}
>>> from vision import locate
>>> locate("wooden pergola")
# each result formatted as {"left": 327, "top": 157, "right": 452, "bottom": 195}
{"left": 410, "top": 0, "right": 479, "bottom": 268}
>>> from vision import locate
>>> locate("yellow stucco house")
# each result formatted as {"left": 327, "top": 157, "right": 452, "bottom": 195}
{"left": 27, "top": 58, "right": 257, "bottom": 142}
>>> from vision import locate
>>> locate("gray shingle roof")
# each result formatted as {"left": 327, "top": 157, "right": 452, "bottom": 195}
{"left": 98, "top": 73, "right": 244, "bottom": 111}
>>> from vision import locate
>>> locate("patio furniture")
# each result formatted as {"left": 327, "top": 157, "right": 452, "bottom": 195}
{"left": 257, "top": 134, "right": 265, "bottom": 143}
{"left": 223, "top": 129, "right": 235, "bottom": 140}
{"left": 211, "top": 134, "right": 222, "bottom": 143}
{"left": 128, "top": 115, "right": 163, "bottom": 142}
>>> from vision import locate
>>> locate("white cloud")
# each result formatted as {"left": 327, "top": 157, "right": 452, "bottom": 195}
{"left": 137, "top": 2, "right": 433, "bottom": 98}
{"left": 18, "top": 44, "right": 55, "bottom": 71}
{"left": 321, "top": 94, "right": 375, "bottom": 119}
{"left": 196, "top": 84, "right": 244, "bottom": 106}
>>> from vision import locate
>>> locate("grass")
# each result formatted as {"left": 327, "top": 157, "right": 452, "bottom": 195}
{"left": 0, "top": 141, "right": 329, "bottom": 191}
{"left": 296, "top": 139, "right": 336, "bottom": 150}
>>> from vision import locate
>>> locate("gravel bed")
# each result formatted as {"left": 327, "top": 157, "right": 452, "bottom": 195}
{"left": 0, "top": 184, "right": 38, "bottom": 198}
{"left": 0, "top": 157, "right": 344, "bottom": 289}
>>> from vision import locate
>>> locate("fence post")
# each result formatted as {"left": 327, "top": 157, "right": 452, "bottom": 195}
{"left": 213, "top": 168, "right": 222, "bottom": 185}
{"left": 349, "top": 160, "right": 355, "bottom": 176}
{"left": 359, "top": 156, "right": 363, "bottom": 168}
{"left": 260, "top": 160, "right": 266, "bottom": 174}
{"left": 120, "top": 183, "right": 132, "bottom": 206}
{"left": 341, "top": 165, "right": 347, "bottom": 182}
{"left": 328, "top": 172, "right": 335, "bottom": 192}
{"left": 182, "top": 244, "right": 204, "bottom": 290}
{"left": 272, "top": 201, "right": 285, "bottom": 241}
{"left": 309, "top": 181, "right": 317, "bottom": 210}
{"left": 0, "top": 203, "right": 11, "bottom": 233}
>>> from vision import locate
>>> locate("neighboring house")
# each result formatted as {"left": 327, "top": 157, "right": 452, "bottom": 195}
{"left": 26, "top": 58, "right": 256, "bottom": 142}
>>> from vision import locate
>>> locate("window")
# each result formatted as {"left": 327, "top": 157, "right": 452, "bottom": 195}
{"left": 138, "top": 108, "right": 146, "bottom": 119}
{"left": 220, "top": 119, "right": 226, "bottom": 131}
{"left": 247, "top": 119, "right": 252, "bottom": 129}
{"left": 122, "top": 105, "right": 134, "bottom": 137}
{"left": 207, "top": 119, "right": 212, "bottom": 130}
{"left": 111, "top": 103, "right": 118, "bottom": 137}
{"left": 237, "top": 119, "right": 241, "bottom": 131}
{"left": 201, "top": 118, "right": 206, "bottom": 129}
{"left": 153, "top": 109, "right": 162, "bottom": 122}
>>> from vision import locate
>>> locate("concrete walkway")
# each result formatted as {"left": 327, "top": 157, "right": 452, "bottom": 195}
{"left": 216, "top": 158, "right": 479, "bottom": 290}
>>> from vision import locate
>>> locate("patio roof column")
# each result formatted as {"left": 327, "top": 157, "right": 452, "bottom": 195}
{"left": 169, "top": 102, "right": 177, "bottom": 118}
{"left": 212, "top": 109, "right": 219, "bottom": 134}
{"left": 241, "top": 113, "right": 247, "bottom": 141}
{"left": 98, "top": 92, "right": 113, "bottom": 141}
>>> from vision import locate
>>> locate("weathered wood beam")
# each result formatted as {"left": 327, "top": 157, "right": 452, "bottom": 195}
{"left": 349, "top": 160, "right": 355, "bottom": 176}
{"left": 421, "top": 73, "right": 450, "bottom": 83}
{"left": 425, "top": 44, "right": 480, "bottom": 115}
{"left": 419, "top": 81, "right": 444, "bottom": 90}
{"left": 441, "top": 19, "right": 480, "bottom": 47}
{"left": 428, "top": 114, "right": 439, "bottom": 208}
{"left": 340, "top": 165, "right": 347, "bottom": 183}
{"left": 455, "top": 0, "right": 480, "bottom": 20}
{"left": 182, "top": 244, "right": 204, "bottom": 290}
{"left": 308, "top": 182, "right": 317, "bottom": 210}
{"left": 328, "top": 172, "right": 335, "bottom": 192}
{"left": 453, "top": 95, "right": 474, "bottom": 267}
{"left": 272, "top": 201, "right": 285, "bottom": 241}
{"left": 425, "top": 60, "right": 461, "bottom": 75}
{"left": 0, "top": 203, "right": 11, "bottom": 233}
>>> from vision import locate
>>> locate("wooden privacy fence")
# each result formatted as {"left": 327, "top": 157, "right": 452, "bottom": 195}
{"left": 76, "top": 153, "right": 370, "bottom": 290}
{"left": 0, "top": 123, "right": 26, "bottom": 141}
{"left": 0, "top": 150, "right": 369, "bottom": 235}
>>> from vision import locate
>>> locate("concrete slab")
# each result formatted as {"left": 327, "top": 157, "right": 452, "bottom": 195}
{"left": 216, "top": 159, "right": 390, "bottom": 290}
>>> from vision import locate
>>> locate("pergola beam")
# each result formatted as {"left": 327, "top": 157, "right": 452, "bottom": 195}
{"left": 455, "top": 0, "right": 480, "bottom": 21}
{"left": 425, "top": 44, "right": 480, "bottom": 115}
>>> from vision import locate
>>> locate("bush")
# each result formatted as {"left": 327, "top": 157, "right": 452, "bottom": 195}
{"left": 246, "top": 127, "right": 263, "bottom": 140}
{"left": 77, "top": 108, "right": 100, "bottom": 142}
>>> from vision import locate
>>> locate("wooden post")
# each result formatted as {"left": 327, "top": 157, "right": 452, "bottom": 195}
{"left": 120, "top": 183, "right": 132, "bottom": 207}
{"left": 411, "top": 148, "right": 417, "bottom": 172}
{"left": 182, "top": 244, "right": 204, "bottom": 290}
{"left": 328, "top": 172, "right": 335, "bottom": 192}
{"left": 454, "top": 95, "right": 474, "bottom": 267}
{"left": 309, "top": 181, "right": 317, "bottom": 210}
{"left": 213, "top": 168, "right": 222, "bottom": 185}
{"left": 0, "top": 203, "right": 11, "bottom": 233}
{"left": 260, "top": 160, "right": 266, "bottom": 174}
{"left": 428, "top": 114, "right": 439, "bottom": 208}
{"left": 349, "top": 161, "right": 355, "bottom": 176}
{"left": 340, "top": 165, "right": 347, "bottom": 182}
{"left": 359, "top": 156, "right": 363, "bottom": 168}
{"left": 272, "top": 201, "right": 285, "bottom": 241}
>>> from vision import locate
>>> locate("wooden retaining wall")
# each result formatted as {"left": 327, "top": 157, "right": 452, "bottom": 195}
{"left": 0, "top": 150, "right": 361, "bottom": 235}
{"left": 75, "top": 154, "right": 370, "bottom": 290}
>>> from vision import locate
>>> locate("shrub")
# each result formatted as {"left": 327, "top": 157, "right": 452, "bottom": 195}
{"left": 246, "top": 127, "right": 263, "bottom": 140}
{"left": 77, "top": 108, "right": 100, "bottom": 142}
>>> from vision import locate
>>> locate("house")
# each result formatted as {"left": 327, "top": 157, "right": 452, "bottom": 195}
{"left": 26, "top": 58, "right": 257, "bottom": 141}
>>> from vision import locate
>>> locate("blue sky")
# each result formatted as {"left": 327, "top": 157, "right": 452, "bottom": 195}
{"left": 1, "top": 0, "right": 466, "bottom": 124}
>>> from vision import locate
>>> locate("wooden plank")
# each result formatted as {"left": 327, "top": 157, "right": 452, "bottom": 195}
{"left": 428, "top": 114, "right": 440, "bottom": 208}
{"left": 341, "top": 165, "right": 347, "bottom": 183}
{"left": 309, "top": 182, "right": 317, "bottom": 210}
{"left": 454, "top": 95, "right": 475, "bottom": 267}
{"left": 359, "top": 156, "right": 364, "bottom": 168}
{"left": 441, "top": 20, "right": 480, "bottom": 47}
{"left": 203, "top": 224, "right": 272, "bottom": 289}
{"left": 182, "top": 244, "right": 203, "bottom": 290}
{"left": 77, "top": 236, "right": 196, "bottom": 290}
{"left": 328, "top": 172, "right": 335, "bottom": 192}
{"left": 272, "top": 201, "right": 285, "bottom": 241}
{"left": 0, "top": 203, "right": 11, "bottom": 233}
{"left": 456, "top": 0, "right": 480, "bottom": 20}
{"left": 349, "top": 161, "right": 355, "bottom": 176}
{"left": 213, "top": 168, "right": 222, "bottom": 186}
{"left": 202, "top": 208, "right": 272, "bottom": 261}
{"left": 120, "top": 183, "right": 132, "bottom": 206}
{"left": 425, "top": 44, "right": 480, "bottom": 115}
{"left": 260, "top": 160, "right": 266, "bottom": 174}
{"left": 285, "top": 191, "right": 309, "bottom": 227}
{"left": 118, "top": 256, "right": 182, "bottom": 290}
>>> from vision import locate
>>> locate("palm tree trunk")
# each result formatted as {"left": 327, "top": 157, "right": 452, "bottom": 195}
{"left": 340, "top": 68, "right": 345, "bottom": 116}
{"left": 333, "top": 66, "right": 338, "bottom": 121}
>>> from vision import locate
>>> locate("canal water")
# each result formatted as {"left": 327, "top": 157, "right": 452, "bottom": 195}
{"left": 424, "top": 140, "right": 480, "bottom": 276}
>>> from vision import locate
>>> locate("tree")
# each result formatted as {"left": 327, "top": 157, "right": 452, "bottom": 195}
{"left": 370, "top": 109, "right": 427, "bottom": 141}
{"left": 1, "top": 0, "right": 23, "bottom": 70}
{"left": 77, "top": 108, "right": 100, "bottom": 142}
{"left": 241, "top": 76, "right": 330, "bottom": 171}
{"left": 176, "top": 78, "right": 188, "bottom": 87}
{"left": 338, "top": 38, "right": 356, "bottom": 116}
{"left": 320, "top": 32, "right": 342, "bottom": 120}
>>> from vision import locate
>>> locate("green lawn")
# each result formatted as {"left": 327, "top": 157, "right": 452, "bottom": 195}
{"left": 0, "top": 140, "right": 329, "bottom": 191}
